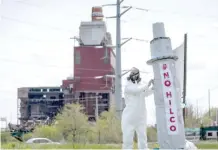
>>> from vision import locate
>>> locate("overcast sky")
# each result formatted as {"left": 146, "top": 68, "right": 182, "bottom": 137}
{"left": 0, "top": 0, "right": 218, "bottom": 126}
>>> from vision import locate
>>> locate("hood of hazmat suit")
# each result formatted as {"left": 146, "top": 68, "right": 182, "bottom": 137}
{"left": 122, "top": 67, "right": 153, "bottom": 149}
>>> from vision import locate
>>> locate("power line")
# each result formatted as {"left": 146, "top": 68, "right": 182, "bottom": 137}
{"left": 0, "top": 82, "right": 113, "bottom": 95}
{"left": 14, "top": 0, "right": 44, "bottom": 8}
{"left": 1, "top": 32, "right": 217, "bottom": 49}
{"left": 19, "top": 97, "right": 110, "bottom": 102}
{"left": 1, "top": 16, "right": 75, "bottom": 33}
{"left": 0, "top": 57, "right": 135, "bottom": 72}
{"left": 13, "top": 0, "right": 218, "bottom": 20}
{"left": 0, "top": 57, "right": 152, "bottom": 75}
{"left": 78, "top": 82, "right": 111, "bottom": 86}
{"left": 107, "top": 6, "right": 218, "bottom": 29}
{"left": 1, "top": 82, "right": 114, "bottom": 96}
{"left": 1, "top": 15, "right": 217, "bottom": 46}
{"left": 0, "top": 57, "right": 112, "bottom": 71}
{"left": 2, "top": 32, "right": 217, "bottom": 49}
{"left": 122, "top": 5, "right": 218, "bottom": 20}
{"left": 0, "top": 57, "right": 73, "bottom": 69}
{"left": 146, "top": 8, "right": 218, "bottom": 20}
{"left": 75, "top": 68, "right": 114, "bottom": 72}
{"left": 2, "top": 5, "right": 217, "bottom": 37}
{"left": 1, "top": 36, "right": 72, "bottom": 43}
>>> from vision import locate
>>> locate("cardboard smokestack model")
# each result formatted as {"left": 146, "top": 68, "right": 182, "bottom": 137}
{"left": 147, "top": 23, "right": 186, "bottom": 149}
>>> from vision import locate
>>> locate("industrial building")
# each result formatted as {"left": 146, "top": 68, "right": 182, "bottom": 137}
{"left": 17, "top": 87, "right": 64, "bottom": 125}
{"left": 17, "top": 6, "right": 115, "bottom": 124}
{"left": 61, "top": 6, "right": 115, "bottom": 121}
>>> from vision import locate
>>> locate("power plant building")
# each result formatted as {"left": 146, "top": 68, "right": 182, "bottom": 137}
{"left": 17, "top": 6, "right": 115, "bottom": 124}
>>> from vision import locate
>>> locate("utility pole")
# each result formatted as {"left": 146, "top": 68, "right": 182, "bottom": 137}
{"left": 115, "top": 0, "right": 133, "bottom": 119}
{"left": 196, "top": 99, "right": 199, "bottom": 119}
{"left": 17, "top": 98, "right": 19, "bottom": 125}
{"left": 183, "top": 33, "right": 187, "bottom": 123}
{"left": 95, "top": 93, "right": 99, "bottom": 121}
{"left": 115, "top": 0, "right": 122, "bottom": 119}
{"left": 207, "top": 86, "right": 218, "bottom": 120}
{"left": 208, "top": 89, "right": 211, "bottom": 118}
{"left": 216, "top": 108, "right": 218, "bottom": 125}
{"left": 103, "top": 1, "right": 148, "bottom": 118}
{"left": 103, "top": 0, "right": 132, "bottom": 118}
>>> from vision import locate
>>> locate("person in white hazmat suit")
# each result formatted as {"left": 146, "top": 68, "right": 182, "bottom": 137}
{"left": 122, "top": 67, "right": 154, "bottom": 150}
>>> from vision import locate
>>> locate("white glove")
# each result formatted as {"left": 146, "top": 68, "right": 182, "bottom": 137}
{"left": 181, "top": 102, "right": 186, "bottom": 108}
{"left": 148, "top": 79, "right": 154, "bottom": 87}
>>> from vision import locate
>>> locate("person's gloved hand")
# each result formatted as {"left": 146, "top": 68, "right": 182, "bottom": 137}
{"left": 148, "top": 79, "right": 154, "bottom": 87}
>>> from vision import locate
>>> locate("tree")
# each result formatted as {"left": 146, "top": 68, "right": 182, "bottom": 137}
{"left": 30, "top": 125, "right": 62, "bottom": 142}
{"left": 201, "top": 107, "right": 218, "bottom": 126}
{"left": 94, "top": 110, "right": 122, "bottom": 144}
{"left": 184, "top": 104, "right": 201, "bottom": 127}
{"left": 184, "top": 104, "right": 217, "bottom": 127}
{"left": 55, "top": 103, "right": 90, "bottom": 143}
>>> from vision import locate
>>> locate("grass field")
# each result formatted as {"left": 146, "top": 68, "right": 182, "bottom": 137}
{"left": 195, "top": 142, "right": 218, "bottom": 149}
{"left": 1, "top": 142, "right": 218, "bottom": 149}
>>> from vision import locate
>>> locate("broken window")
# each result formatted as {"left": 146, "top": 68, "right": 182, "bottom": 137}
{"left": 49, "top": 88, "right": 60, "bottom": 92}
{"left": 28, "top": 93, "right": 44, "bottom": 99}
{"left": 102, "top": 93, "right": 109, "bottom": 99}
{"left": 50, "top": 96, "right": 56, "bottom": 99}
{"left": 42, "top": 89, "right": 47, "bottom": 92}
{"left": 29, "top": 88, "right": 41, "bottom": 92}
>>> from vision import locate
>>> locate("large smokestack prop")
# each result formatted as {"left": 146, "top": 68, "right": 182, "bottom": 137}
{"left": 147, "top": 22, "right": 186, "bottom": 149}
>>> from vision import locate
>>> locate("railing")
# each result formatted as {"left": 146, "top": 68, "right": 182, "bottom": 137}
{"left": 30, "top": 114, "right": 47, "bottom": 118}
{"left": 29, "top": 88, "right": 63, "bottom": 93}
{"left": 186, "top": 135, "right": 200, "bottom": 142}
{"left": 28, "top": 99, "right": 64, "bottom": 102}
{"left": 93, "top": 103, "right": 108, "bottom": 107}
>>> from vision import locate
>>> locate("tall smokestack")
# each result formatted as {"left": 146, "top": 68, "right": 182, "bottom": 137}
{"left": 91, "top": 6, "right": 104, "bottom": 21}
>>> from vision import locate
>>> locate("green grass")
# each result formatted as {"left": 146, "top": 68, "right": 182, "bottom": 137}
{"left": 1, "top": 142, "right": 218, "bottom": 149}
{"left": 196, "top": 143, "right": 218, "bottom": 149}
{"left": 1, "top": 143, "right": 121, "bottom": 149}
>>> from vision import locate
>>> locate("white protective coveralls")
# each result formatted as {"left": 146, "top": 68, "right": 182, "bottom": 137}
{"left": 184, "top": 140, "right": 198, "bottom": 149}
{"left": 122, "top": 79, "right": 153, "bottom": 149}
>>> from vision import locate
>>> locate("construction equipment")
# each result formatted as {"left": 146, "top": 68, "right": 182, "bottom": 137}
{"left": 8, "top": 122, "right": 35, "bottom": 142}
{"left": 8, "top": 117, "right": 51, "bottom": 142}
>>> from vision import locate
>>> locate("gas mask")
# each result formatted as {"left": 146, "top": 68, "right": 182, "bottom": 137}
{"left": 127, "top": 67, "right": 141, "bottom": 83}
